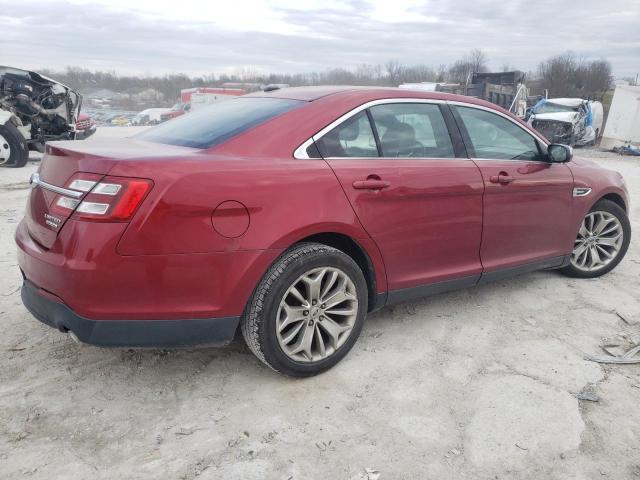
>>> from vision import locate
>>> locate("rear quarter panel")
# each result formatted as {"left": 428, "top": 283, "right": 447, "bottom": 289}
{"left": 109, "top": 155, "right": 388, "bottom": 293}
{"left": 111, "top": 156, "right": 366, "bottom": 252}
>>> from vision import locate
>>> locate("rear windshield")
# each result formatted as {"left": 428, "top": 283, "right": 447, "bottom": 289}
{"left": 137, "top": 97, "right": 303, "bottom": 149}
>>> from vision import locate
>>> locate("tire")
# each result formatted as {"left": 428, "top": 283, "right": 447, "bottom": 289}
{"left": 241, "top": 242, "right": 368, "bottom": 377}
{"left": 560, "top": 199, "right": 631, "bottom": 278}
{"left": 0, "top": 122, "right": 29, "bottom": 168}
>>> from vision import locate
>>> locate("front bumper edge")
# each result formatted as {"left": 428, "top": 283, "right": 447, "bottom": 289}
{"left": 21, "top": 280, "right": 240, "bottom": 347}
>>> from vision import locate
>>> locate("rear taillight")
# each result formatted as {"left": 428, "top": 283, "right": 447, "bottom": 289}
{"left": 52, "top": 173, "right": 153, "bottom": 222}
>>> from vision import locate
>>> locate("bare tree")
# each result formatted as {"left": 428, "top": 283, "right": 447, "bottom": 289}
{"left": 537, "top": 52, "right": 612, "bottom": 98}
{"left": 468, "top": 49, "right": 489, "bottom": 74}
{"left": 446, "top": 49, "right": 490, "bottom": 84}
{"left": 354, "top": 64, "right": 383, "bottom": 85}
{"left": 621, "top": 75, "right": 639, "bottom": 86}
{"left": 41, "top": 48, "right": 615, "bottom": 112}
{"left": 385, "top": 59, "right": 403, "bottom": 86}
{"left": 401, "top": 65, "right": 437, "bottom": 83}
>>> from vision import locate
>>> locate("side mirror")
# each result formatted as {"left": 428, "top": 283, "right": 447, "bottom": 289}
{"left": 547, "top": 144, "right": 572, "bottom": 163}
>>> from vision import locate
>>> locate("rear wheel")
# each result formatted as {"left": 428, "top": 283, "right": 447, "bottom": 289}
{"left": 0, "top": 123, "right": 28, "bottom": 168}
{"left": 560, "top": 199, "right": 630, "bottom": 278}
{"left": 241, "top": 243, "right": 368, "bottom": 377}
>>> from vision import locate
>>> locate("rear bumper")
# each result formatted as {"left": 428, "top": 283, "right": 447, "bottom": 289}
{"left": 15, "top": 219, "right": 281, "bottom": 320}
{"left": 21, "top": 279, "right": 239, "bottom": 347}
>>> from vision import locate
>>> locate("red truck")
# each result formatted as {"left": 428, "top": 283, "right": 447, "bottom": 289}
{"left": 160, "top": 87, "right": 245, "bottom": 122}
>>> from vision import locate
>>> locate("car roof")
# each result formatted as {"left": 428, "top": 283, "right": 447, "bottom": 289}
{"left": 245, "top": 86, "right": 369, "bottom": 101}
{"left": 245, "top": 85, "right": 504, "bottom": 110}
{"left": 248, "top": 85, "right": 473, "bottom": 102}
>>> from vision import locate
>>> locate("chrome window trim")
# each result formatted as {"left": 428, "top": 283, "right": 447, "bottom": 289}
{"left": 293, "top": 138, "right": 315, "bottom": 159}
{"left": 29, "top": 173, "right": 84, "bottom": 199}
{"left": 322, "top": 156, "right": 461, "bottom": 161}
{"left": 292, "top": 97, "right": 550, "bottom": 161}
{"left": 293, "top": 98, "right": 446, "bottom": 159}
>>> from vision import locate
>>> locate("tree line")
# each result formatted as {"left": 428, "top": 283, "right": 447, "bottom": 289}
{"left": 40, "top": 50, "right": 614, "bottom": 106}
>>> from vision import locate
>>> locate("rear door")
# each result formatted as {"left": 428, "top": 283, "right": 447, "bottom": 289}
{"left": 451, "top": 103, "right": 574, "bottom": 273}
{"left": 316, "top": 101, "right": 484, "bottom": 294}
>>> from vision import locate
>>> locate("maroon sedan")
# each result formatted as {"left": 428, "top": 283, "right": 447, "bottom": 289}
{"left": 16, "top": 87, "right": 631, "bottom": 376}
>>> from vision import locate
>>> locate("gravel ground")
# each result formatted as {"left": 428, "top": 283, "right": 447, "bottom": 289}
{"left": 1, "top": 129, "right": 639, "bottom": 479}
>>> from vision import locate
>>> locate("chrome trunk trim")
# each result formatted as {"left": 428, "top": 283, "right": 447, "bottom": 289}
{"left": 29, "top": 173, "right": 83, "bottom": 199}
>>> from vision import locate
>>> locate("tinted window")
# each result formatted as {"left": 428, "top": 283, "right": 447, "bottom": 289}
{"left": 315, "top": 111, "right": 378, "bottom": 158}
{"left": 455, "top": 106, "right": 542, "bottom": 160}
{"left": 369, "top": 103, "right": 455, "bottom": 158}
{"left": 137, "top": 97, "right": 303, "bottom": 149}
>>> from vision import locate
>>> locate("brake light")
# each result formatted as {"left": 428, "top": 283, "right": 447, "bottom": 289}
{"left": 51, "top": 173, "right": 153, "bottom": 221}
{"left": 105, "top": 179, "right": 152, "bottom": 220}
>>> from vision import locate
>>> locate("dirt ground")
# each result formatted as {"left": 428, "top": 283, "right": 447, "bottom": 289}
{"left": 1, "top": 128, "right": 639, "bottom": 480}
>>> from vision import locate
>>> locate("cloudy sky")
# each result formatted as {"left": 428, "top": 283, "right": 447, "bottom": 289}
{"left": 1, "top": 0, "right": 638, "bottom": 77}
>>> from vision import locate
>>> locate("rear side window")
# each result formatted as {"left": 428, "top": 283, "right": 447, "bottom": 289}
{"left": 455, "top": 106, "right": 542, "bottom": 160}
{"left": 315, "top": 111, "right": 378, "bottom": 158}
{"left": 369, "top": 103, "right": 455, "bottom": 158}
{"left": 137, "top": 97, "right": 303, "bottom": 149}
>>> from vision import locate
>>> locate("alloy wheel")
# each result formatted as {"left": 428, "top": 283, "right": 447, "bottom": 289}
{"left": 570, "top": 211, "right": 624, "bottom": 272}
{"left": 276, "top": 266, "right": 359, "bottom": 363}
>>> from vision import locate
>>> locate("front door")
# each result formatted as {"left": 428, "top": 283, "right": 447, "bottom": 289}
{"left": 452, "top": 104, "right": 574, "bottom": 273}
{"left": 316, "top": 102, "right": 484, "bottom": 294}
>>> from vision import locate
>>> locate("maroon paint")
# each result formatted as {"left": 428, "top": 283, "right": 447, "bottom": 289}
{"left": 16, "top": 88, "right": 629, "bottom": 326}
{"left": 327, "top": 158, "right": 484, "bottom": 289}
{"left": 472, "top": 160, "right": 575, "bottom": 271}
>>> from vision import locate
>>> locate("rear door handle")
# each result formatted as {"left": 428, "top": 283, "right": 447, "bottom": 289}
{"left": 352, "top": 179, "right": 391, "bottom": 190}
{"left": 489, "top": 172, "right": 515, "bottom": 184}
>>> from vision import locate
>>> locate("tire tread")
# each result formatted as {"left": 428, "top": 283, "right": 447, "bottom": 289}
{"left": 241, "top": 242, "right": 365, "bottom": 376}
{"left": 560, "top": 199, "right": 631, "bottom": 278}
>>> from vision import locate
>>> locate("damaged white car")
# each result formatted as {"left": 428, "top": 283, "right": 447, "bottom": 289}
{"left": 527, "top": 98, "right": 603, "bottom": 146}
{"left": 1, "top": 66, "right": 81, "bottom": 168}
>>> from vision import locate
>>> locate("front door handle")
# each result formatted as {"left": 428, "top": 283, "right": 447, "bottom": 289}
{"left": 352, "top": 179, "right": 391, "bottom": 190}
{"left": 489, "top": 172, "right": 515, "bottom": 184}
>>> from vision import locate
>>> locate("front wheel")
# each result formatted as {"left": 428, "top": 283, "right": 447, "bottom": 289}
{"left": 241, "top": 243, "right": 368, "bottom": 377}
{"left": 560, "top": 199, "right": 631, "bottom": 278}
{"left": 0, "top": 123, "right": 29, "bottom": 168}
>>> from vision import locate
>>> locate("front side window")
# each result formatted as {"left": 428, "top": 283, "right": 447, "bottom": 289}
{"left": 315, "top": 111, "right": 378, "bottom": 158}
{"left": 137, "top": 97, "right": 303, "bottom": 149}
{"left": 455, "top": 106, "right": 542, "bottom": 161}
{"left": 369, "top": 103, "right": 455, "bottom": 158}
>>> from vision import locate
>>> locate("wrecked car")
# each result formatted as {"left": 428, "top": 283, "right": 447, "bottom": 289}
{"left": 1, "top": 66, "right": 81, "bottom": 167}
{"left": 527, "top": 98, "right": 603, "bottom": 146}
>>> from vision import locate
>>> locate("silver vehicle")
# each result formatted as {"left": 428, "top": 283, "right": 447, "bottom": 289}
{"left": 0, "top": 66, "right": 81, "bottom": 167}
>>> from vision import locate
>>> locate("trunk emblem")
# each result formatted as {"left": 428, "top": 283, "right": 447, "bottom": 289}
{"left": 44, "top": 213, "right": 62, "bottom": 229}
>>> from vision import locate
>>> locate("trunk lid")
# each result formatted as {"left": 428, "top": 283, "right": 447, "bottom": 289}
{"left": 24, "top": 138, "right": 194, "bottom": 249}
